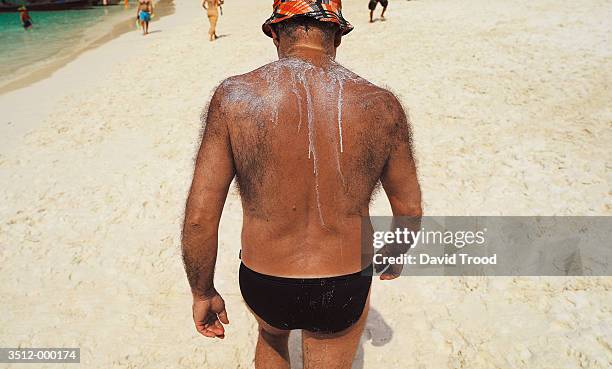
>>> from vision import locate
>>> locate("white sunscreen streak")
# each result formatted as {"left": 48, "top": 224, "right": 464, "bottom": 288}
{"left": 263, "top": 66, "right": 282, "bottom": 127}
{"left": 291, "top": 76, "right": 304, "bottom": 132}
{"left": 299, "top": 71, "right": 315, "bottom": 161}
{"left": 328, "top": 68, "right": 354, "bottom": 188}
{"left": 333, "top": 136, "right": 346, "bottom": 189}
{"left": 337, "top": 78, "right": 344, "bottom": 153}
{"left": 259, "top": 58, "right": 370, "bottom": 227}
{"left": 223, "top": 61, "right": 345, "bottom": 228}
{"left": 334, "top": 75, "right": 346, "bottom": 188}
{"left": 301, "top": 74, "right": 325, "bottom": 226}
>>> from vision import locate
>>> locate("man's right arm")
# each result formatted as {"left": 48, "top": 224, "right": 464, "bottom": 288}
{"left": 182, "top": 83, "right": 235, "bottom": 338}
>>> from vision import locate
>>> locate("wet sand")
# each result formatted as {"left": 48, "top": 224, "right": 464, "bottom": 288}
{"left": 0, "top": 0, "right": 610, "bottom": 368}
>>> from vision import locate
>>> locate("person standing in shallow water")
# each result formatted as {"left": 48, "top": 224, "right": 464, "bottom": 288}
{"left": 181, "top": 0, "right": 421, "bottom": 368}
{"left": 18, "top": 6, "right": 33, "bottom": 31}
{"left": 202, "top": 0, "right": 222, "bottom": 41}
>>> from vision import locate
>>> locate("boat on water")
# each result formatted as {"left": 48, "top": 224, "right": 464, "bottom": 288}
{"left": 0, "top": 1, "right": 113, "bottom": 11}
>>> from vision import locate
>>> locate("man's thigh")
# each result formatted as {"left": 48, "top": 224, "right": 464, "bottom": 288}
{"left": 301, "top": 296, "right": 370, "bottom": 369}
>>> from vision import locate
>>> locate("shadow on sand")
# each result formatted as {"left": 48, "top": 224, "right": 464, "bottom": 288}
{"left": 288, "top": 308, "right": 393, "bottom": 369}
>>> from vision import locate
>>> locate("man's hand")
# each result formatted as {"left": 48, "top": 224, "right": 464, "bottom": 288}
{"left": 192, "top": 291, "right": 229, "bottom": 339}
{"left": 374, "top": 244, "right": 405, "bottom": 280}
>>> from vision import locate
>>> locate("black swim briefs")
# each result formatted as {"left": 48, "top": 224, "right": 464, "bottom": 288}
{"left": 239, "top": 263, "right": 373, "bottom": 334}
{"left": 369, "top": 0, "right": 388, "bottom": 11}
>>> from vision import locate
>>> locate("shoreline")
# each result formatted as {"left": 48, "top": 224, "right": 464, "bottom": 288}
{"left": 0, "top": 0, "right": 184, "bottom": 156}
{"left": 0, "top": 1, "right": 93, "bottom": 12}
{"left": 0, "top": 1, "right": 175, "bottom": 96}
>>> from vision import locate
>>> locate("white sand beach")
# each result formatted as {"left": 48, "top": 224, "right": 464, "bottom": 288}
{"left": 0, "top": 0, "right": 610, "bottom": 368}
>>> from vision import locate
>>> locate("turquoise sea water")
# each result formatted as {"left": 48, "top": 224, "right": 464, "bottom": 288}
{"left": 0, "top": 3, "right": 138, "bottom": 87}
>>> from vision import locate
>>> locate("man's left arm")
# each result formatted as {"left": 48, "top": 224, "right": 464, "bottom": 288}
{"left": 378, "top": 93, "right": 422, "bottom": 280}
{"left": 182, "top": 84, "right": 235, "bottom": 339}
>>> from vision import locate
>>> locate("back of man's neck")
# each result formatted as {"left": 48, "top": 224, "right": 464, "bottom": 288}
{"left": 279, "top": 44, "right": 336, "bottom": 66}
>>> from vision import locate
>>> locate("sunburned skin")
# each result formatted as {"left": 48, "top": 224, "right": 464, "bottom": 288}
{"left": 200, "top": 56, "right": 416, "bottom": 277}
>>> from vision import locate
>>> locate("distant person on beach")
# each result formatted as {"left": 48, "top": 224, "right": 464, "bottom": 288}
{"left": 136, "top": 0, "right": 154, "bottom": 35}
{"left": 182, "top": 0, "right": 421, "bottom": 368}
{"left": 18, "top": 6, "right": 33, "bottom": 31}
{"left": 369, "top": 0, "right": 388, "bottom": 23}
{"left": 202, "top": 0, "right": 222, "bottom": 41}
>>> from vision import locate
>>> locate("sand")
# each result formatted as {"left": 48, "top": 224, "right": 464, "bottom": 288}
{"left": 0, "top": 0, "right": 610, "bottom": 368}
{"left": 0, "top": 0, "right": 176, "bottom": 96}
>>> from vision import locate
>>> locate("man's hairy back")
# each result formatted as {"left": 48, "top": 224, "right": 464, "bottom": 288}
{"left": 203, "top": 57, "right": 412, "bottom": 275}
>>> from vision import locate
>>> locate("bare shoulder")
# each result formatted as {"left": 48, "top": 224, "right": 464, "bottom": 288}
{"left": 214, "top": 73, "right": 256, "bottom": 102}
{"left": 218, "top": 70, "right": 260, "bottom": 89}
{"left": 213, "top": 64, "right": 277, "bottom": 107}
{"left": 218, "top": 60, "right": 285, "bottom": 88}
{"left": 337, "top": 69, "right": 406, "bottom": 132}
{"left": 332, "top": 63, "right": 404, "bottom": 115}
{"left": 201, "top": 73, "right": 259, "bottom": 131}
